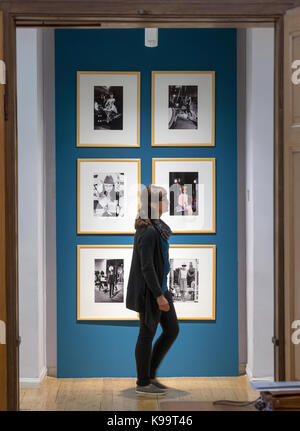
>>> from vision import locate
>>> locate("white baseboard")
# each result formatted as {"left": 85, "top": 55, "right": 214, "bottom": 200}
{"left": 246, "top": 364, "right": 274, "bottom": 382}
{"left": 20, "top": 366, "right": 47, "bottom": 388}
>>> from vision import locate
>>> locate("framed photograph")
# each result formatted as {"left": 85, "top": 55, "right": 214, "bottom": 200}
{"left": 152, "top": 158, "right": 216, "bottom": 233}
{"left": 152, "top": 71, "right": 215, "bottom": 146}
{"left": 77, "top": 244, "right": 215, "bottom": 321}
{"left": 168, "top": 245, "right": 216, "bottom": 320}
{"left": 77, "top": 245, "right": 138, "bottom": 320}
{"left": 77, "top": 158, "right": 141, "bottom": 234}
{"left": 77, "top": 71, "right": 140, "bottom": 147}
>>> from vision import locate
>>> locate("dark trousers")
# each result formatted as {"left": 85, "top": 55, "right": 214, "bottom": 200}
{"left": 135, "top": 289, "right": 179, "bottom": 386}
{"left": 109, "top": 282, "right": 114, "bottom": 298}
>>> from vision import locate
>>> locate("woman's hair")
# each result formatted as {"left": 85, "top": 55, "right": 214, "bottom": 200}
{"left": 134, "top": 184, "right": 166, "bottom": 229}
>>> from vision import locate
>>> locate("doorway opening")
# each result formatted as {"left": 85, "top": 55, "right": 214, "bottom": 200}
{"left": 15, "top": 25, "right": 275, "bottom": 410}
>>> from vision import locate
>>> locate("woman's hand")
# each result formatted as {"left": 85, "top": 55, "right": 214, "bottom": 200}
{"left": 156, "top": 294, "right": 170, "bottom": 312}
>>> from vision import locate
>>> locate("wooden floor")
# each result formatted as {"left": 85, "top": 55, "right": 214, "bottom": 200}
{"left": 20, "top": 375, "right": 260, "bottom": 411}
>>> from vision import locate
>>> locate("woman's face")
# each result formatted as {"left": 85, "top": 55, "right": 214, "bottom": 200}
{"left": 104, "top": 183, "right": 113, "bottom": 193}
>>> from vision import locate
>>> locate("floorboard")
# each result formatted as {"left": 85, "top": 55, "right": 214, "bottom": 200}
{"left": 20, "top": 375, "right": 260, "bottom": 411}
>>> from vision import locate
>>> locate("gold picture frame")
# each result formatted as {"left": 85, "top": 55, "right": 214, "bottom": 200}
{"left": 152, "top": 157, "right": 216, "bottom": 233}
{"left": 77, "top": 244, "right": 137, "bottom": 321}
{"left": 77, "top": 158, "right": 141, "bottom": 234}
{"left": 77, "top": 244, "right": 216, "bottom": 321}
{"left": 77, "top": 71, "right": 140, "bottom": 147}
{"left": 152, "top": 71, "right": 215, "bottom": 146}
{"left": 168, "top": 244, "right": 216, "bottom": 320}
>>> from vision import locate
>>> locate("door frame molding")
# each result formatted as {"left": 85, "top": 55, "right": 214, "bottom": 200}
{"left": 0, "top": 0, "right": 293, "bottom": 410}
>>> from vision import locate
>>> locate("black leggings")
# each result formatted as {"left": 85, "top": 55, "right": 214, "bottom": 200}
{"left": 135, "top": 289, "right": 179, "bottom": 386}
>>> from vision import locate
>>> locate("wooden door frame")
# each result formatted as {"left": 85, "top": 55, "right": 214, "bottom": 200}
{"left": 0, "top": 10, "right": 8, "bottom": 413}
{"left": 0, "top": 0, "right": 296, "bottom": 411}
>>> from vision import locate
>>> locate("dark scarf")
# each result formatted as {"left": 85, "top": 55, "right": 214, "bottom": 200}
{"left": 151, "top": 218, "right": 172, "bottom": 240}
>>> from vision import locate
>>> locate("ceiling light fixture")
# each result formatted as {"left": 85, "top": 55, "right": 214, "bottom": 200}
{"left": 145, "top": 28, "right": 158, "bottom": 47}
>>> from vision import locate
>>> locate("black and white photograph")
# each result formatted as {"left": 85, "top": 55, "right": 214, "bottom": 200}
{"left": 153, "top": 158, "right": 215, "bottom": 232}
{"left": 152, "top": 71, "right": 214, "bottom": 146}
{"left": 93, "top": 172, "right": 125, "bottom": 217}
{"left": 94, "top": 86, "right": 123, "bottom": 130}
{"left": 78, "top": 245, "right": 137, "bottom": 320}
{"left": 77, "top": 72, "right": 140, "bottom": 147}
{"left": 94, "top": 259, "right": 124, "bottom": 303}
{"left": 167, "top": 245, "right": 215, "bottom": 320}
{"left": 169, "top": 171, "right": 198, "bottom": 216}
{"left": 168, "top": 85, "right": 198, "bottom": 129}
{"left": 78, "top": 158, "right": 140, "bottom": 234}
{"left": 169, "top": 258, "right": 199, "bottom": 303}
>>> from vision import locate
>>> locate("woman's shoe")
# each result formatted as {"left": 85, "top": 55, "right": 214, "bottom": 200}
{"left": 150, "top": 378, "right": 169, "bottom": 390}
{"left": 135, "top": 383, "right": 166, "bottom": 395}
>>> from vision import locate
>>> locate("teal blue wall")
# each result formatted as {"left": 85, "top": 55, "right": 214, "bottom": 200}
{"left": 55, "top": 28, "right": 238, "bottom": 377}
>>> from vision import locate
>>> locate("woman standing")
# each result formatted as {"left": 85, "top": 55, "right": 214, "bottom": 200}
{"left": 126, "top": 185, "right": 179, "bottom": 395}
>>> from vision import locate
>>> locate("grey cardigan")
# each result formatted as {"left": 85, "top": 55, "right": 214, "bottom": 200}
{"left": 126, "top": 224, "right": 165, "bottom": 330}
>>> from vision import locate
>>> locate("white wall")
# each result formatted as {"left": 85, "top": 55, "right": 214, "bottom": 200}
{"left": 244, "top": 28, "right": 274, "bottom": 380}
{"left": 17, "top": 28, "right": 47, "bottom": 386}
{"left": 17, "top": 28, "right": 57, "bottom": 385}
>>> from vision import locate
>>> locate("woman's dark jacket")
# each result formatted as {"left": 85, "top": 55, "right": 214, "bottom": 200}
{"left": 126, "top": 224, "right": 165, "bottom": 331}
